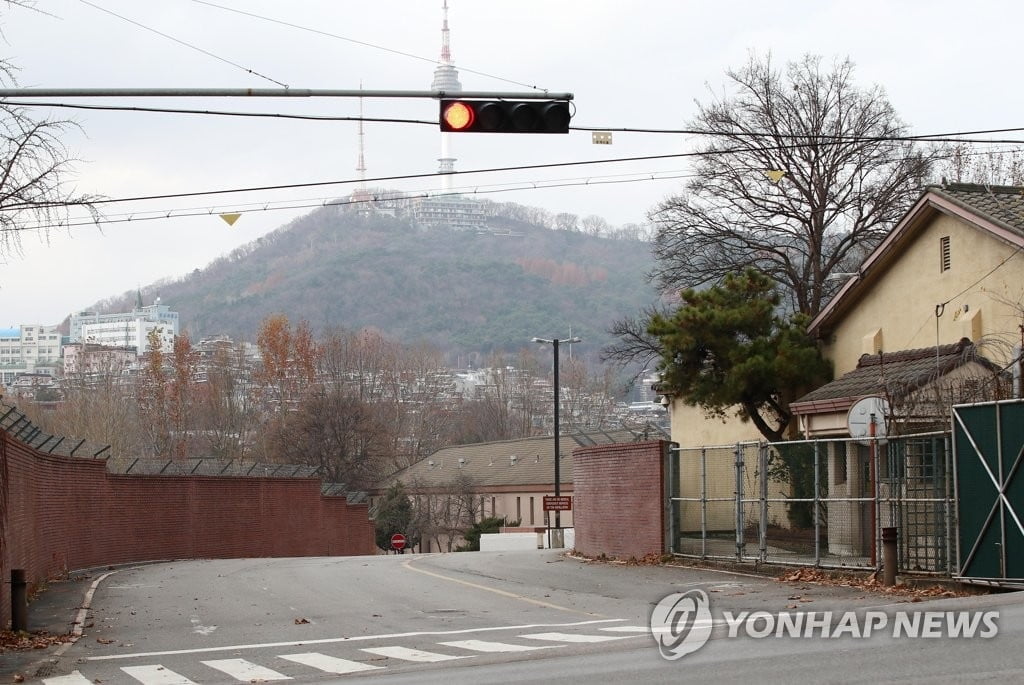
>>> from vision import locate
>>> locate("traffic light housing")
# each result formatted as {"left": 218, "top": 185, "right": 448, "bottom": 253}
{"left": 439, "top": 99, "right": 571, "bottom": 134}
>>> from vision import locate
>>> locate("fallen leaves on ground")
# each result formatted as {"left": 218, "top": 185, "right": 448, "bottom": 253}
{"left": 0, "top": 630, "right": 74, "bottom": 653}
{"left": 777, "top": 568, "right": 966, "bottom": 598}
{"left": 624, "top": 553, "right": 672, "bottom": 566}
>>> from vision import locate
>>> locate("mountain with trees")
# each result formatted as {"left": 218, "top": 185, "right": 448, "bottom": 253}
{"left": 94, "top": 199, "right": 659, "bottom": 359}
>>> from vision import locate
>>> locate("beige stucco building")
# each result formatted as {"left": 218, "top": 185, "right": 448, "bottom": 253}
{"left": 663, "top": 183, "right": 1023, "bottom": 551}
{"left": 665, "top": 183, "right": 1024, "bottom": 447}
{"left": 797, "top": 183, "right": 1023, "bottom": 435}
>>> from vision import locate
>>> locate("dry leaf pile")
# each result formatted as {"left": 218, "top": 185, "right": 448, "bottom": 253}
{"left": 0, "top": 630, "right": 74, "bottom": 653}
{"left": 777, "top": 568, "right": 965, "bottom": 598}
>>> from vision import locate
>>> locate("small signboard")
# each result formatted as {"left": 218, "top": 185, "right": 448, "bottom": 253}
{"left": 543, "top": 495, "right": 572, "bottom": 512}
{"left": 390, "top": 533, "right": 407, "bottom": 551}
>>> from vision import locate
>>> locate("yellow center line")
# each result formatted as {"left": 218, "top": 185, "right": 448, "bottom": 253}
{"left": 401, "top": 558, "right": 604, "bottom": 618}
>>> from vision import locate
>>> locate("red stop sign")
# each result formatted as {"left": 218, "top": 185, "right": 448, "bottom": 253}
{"left": 390, "top": 533, "right": 407, "bottom": 550}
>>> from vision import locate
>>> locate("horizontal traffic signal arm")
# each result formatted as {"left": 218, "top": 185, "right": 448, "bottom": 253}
{"left": 439, "top": 99, "right": 571, "bottom": 134}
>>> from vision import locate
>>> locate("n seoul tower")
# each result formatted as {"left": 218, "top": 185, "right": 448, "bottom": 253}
{"left": 431, "top": 1, "right": 462, "bottom": 191}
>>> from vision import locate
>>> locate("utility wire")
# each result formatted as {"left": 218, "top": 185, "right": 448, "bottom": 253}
{"left": 0, "top": 147, "right": 768, "bottom": 211}
{"left": 4, "top": 174, "right": 696, "bottom": 233}
{"left": 15, "top": 141, "right": 1024, "bottom": 230}
{"left": 8, "top": 170, "right": 695, "bottom": 233}
{"left": 3, "top": 100, "right": 435, "bottom": 126}
{"left": 8, "top": 99, "right": 1024, "bottom": 147}
{"left": 192, "top": 0, "right": 545, "bottom": 92}
{"left": 77, "top": 0, "right": 288, "bottom": 88}
{"left": 10, "top": 129, "right": 1024, "bottom": 214}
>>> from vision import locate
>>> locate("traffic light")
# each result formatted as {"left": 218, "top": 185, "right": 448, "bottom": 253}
{"left": 439, "top": 99, "right": 571, "bottom": 134}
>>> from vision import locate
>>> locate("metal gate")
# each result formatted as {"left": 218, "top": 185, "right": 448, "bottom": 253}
{"left": 953, "top": 399, "right": 1024, "bottom": 584}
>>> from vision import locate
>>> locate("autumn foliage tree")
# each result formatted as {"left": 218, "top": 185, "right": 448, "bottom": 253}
{"left": 136, "top": 328, "right": 171, "bottom": 457}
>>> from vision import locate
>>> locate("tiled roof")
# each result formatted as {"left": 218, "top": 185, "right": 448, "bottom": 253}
{"left": 374, "top": 429, "right": 650, "bottom": 492}
{"left": 932, "top": 183, "right": 1024, "bottom": 236}
{"left": 793, "top": 338, "right": 995, "bottom": 405}
{"left": 808, "top": 183, "right": 1024, "bottom": 336}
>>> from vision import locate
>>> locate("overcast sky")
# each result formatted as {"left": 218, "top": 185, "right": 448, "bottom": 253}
{"left": 2, "top": 0, "right": 1022, "bottom": 328}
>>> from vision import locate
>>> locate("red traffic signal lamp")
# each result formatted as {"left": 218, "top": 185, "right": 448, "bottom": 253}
{"left": 439, "top": 99, "right": 571, "bottom": 134}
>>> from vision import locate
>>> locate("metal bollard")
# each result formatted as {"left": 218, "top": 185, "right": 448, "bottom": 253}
{"left": 11, "top": 569, "right": 28, "bottom": 632}
{"left": 882, "top": 527, "right": 898, "bottom": 587}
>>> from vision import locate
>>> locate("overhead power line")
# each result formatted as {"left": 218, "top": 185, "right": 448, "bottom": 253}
{"left": 6, "top": 175, "right": 693, "bottom": 233}
{"left": 77, "top": 0, "right": 288, "bottom": 88}
{"left": 11, "top": 139, "right": 1024, "bottom": 233}
{"left": 191, "top": 0, "right": 546, "bottom": 92}
{"left": 6, "top": 100, "right": 1024, "bottom": 146}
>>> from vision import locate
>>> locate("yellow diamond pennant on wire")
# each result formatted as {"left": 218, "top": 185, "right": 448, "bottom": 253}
{"left": 765, "top": 170, "right": 786, "bottom": 183}
{"left": 220, "top": 212, "right": 242, "bottom": 226}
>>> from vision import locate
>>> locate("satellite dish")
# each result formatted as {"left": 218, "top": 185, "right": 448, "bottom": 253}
{"left": 847, "top": 396, "right": 889, "bottom": 445}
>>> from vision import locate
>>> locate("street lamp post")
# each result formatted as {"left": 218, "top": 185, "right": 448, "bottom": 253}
{"left": 532, "top": 335, "right": 581, "bottom": 549}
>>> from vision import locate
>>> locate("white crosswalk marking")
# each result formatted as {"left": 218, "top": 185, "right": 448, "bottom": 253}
{"left": 278, "top": 652, "right": 383, "bottom": 674}
{"left": 521, "top": 631, "right": 631, "bottom": 643}
{"left": 361, "top": 646, "right": 469, "bottom": 663}
{"left": 120, "top": 665, "right": 198, "bottom": 685}
{"left": 200, "top": 658, "right": 291, "bottom": 681}
{"left": 602, "top": 623, "right": 716, "bottom": 634}
{"left": 440, "top": 639, "right": 556, "bottom": 653}
{"left": 42, "top": 671, "right": 93, "bottom": 685}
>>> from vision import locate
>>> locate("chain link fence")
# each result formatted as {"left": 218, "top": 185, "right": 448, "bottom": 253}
{"left": 668, "top": 432, "right": 953, "bottom": 572}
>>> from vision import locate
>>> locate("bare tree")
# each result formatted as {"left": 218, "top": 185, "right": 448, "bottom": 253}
{"left": 945, "top": 144, "right": 1024, "bottom": 186}
{"left": 191, "top": 341, "right": 259, "bottom": 460}
{"left": 1, "top": 1, "right": 98, "bottom": 254}
{"left": 650, "top": 53, "right": 939, "bottom": 318}
{"left": 29, "top": 345, "right": 143, "bottom": 457}
{"left": 264, "top": 387, "right": 390, "bottom": 489}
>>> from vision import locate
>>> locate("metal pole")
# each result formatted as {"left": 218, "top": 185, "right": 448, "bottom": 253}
{"left": 814, "top": 441, "right": 821, "bottom": 566}
{"left": 996, "top": 402, "right": 1007, "bottom": 578}
{"left": 882, "top": 527, "right": 898, "bottom": 586}
{"left": 759, "top": 444, "right": 769, "bottom": 564}
{"left": 11, "top": 569, "right": 27, "bottom": 632}
{"left": 701, "top": 447, "right": 708, "bottom": 559}
{"left": 0, "top": 87, "right": 575, "bottom": 100}
{"left": 553, "top": 338, "right": 561, "bottom": 536}
{"left": 735, "top": 443, "right": 744, "bottom": 561}
{"left": 870, "top": 415, "right": 878, "bottom": 568}
{"left": 944, "top": 433, "right": 954, "bottom": 575}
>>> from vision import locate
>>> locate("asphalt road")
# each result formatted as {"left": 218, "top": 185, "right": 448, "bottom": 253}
{"left": 12, "top": 550, "right": 1024, "bottom": 684}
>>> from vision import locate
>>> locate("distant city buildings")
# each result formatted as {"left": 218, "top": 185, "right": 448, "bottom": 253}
{"left": 62, "top": 342, "right": 137, "bottom": 379}
{"left": 0, "top": 324, "right": 62, "bottom": 385}
{"left": 71, "top": 296, "right": 178, "bottom": 355}
{"left": 0, "top": 297, "right": 180, "bottom": 393}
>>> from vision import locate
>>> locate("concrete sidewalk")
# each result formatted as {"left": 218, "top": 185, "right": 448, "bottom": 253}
{"left": 1, "top": 569, "right": 105, "bottom": 681}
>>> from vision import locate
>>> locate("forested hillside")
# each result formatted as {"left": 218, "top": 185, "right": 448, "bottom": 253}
{"left": 96, "top": 201, "right": 660, "bottom": 356}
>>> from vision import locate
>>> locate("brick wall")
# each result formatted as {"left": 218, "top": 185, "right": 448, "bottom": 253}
{"left": 0, "top": 433, "right": 374, "bottom": 628}
{"left": 572, "top": 440, "right": 667, "bottom": 560}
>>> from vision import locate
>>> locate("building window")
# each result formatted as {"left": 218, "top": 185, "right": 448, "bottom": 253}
{"left": 529, "top": 497, "right": 535, "bottom": 525}
{"left": 940, "top": 236, "right": 951, "bottom": 272}
{"left": 516, "top": 497, "right": 521, "bottom": 521}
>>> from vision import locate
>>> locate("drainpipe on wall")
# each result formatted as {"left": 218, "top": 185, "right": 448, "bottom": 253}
{"left": 1014, "top": 344, "right": 1021, "bottom": 399}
